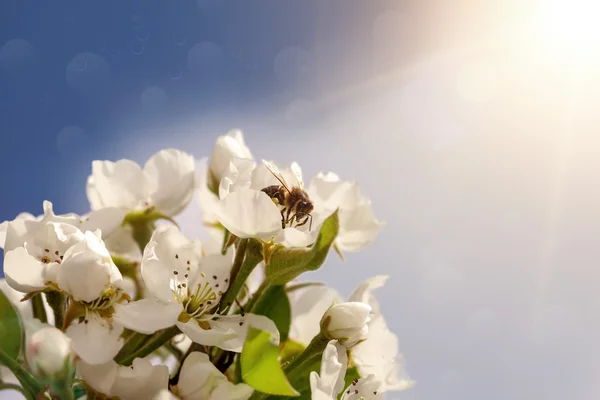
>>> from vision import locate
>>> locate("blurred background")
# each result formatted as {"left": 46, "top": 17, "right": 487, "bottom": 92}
{"left": 2, "top": 0, "right": 600, "bottom": 398}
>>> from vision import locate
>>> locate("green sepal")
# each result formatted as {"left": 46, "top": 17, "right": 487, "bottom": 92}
{"left": 264, "top": 210, "right": 339, "bottom": 285}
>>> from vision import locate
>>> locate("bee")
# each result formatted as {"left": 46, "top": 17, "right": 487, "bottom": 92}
{"left": 261, "top": 160, "right": 314, "bottom": 230}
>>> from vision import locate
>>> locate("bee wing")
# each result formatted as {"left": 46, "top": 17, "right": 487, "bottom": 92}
{"left": 290, "top": 162, "right": 305, "bottom": 190}
{"left": 262, "top": 159, "right": 291, "bottom": 192}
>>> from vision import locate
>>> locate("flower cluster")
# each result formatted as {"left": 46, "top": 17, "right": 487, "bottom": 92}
{"left": 0, "top": 130, "right": 413, "bottom": 400}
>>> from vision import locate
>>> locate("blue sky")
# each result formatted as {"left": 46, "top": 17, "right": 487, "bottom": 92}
{"left": 3, "top": 1, "right": 600, "bottom": 399}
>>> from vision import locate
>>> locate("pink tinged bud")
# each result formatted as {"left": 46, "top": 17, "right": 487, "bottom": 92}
{"left": 27, "top": 327, "right": 73, "bottom": 377}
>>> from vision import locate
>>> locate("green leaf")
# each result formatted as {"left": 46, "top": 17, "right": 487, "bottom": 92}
{"left": 252, "top": 285, "right": 291, "bottom": 342}
{"left": 280, "top": 339, "right": 306, "bottom": 365}
{"left": 265, "top": 210, "right": 339, "bottom": 285}
{"left": 241, "top": 328, "right": 299, "bottom": 397}
{"left": 0, "top": 288, "right": 23, "bottom": 359}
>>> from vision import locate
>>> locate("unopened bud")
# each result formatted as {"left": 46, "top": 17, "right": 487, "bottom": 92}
{"left": 27, "top": 327, "right": 73, "bottom": 378}
{"left": 320, "top": 302, "right": 371, "bottom": 348}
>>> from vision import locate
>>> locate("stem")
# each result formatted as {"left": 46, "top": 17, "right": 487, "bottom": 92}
{"left": 114, "top": 332, "right": 151, "bottom": 363}
{"left": 164, "top": 342, "right": 183, "bottom": 360}
{"left": 0, "top": 348, "right": 42, "bottom": 399}
{"left": 115, "top": 326, "right": 179, "bottom": 366}
{"left": 130, "top": 221, "right": 156, "bottom": 254}
{"left": 45, "top": 291, "right": 66, "bottom": 329}
{"left": 282, "top": 332, "right": 329, "bottom": 384}
{"left": 0, "top": 383, "right": 28, "bottom": 397}
{"left": 50, "top": 380, "right": 74, "bottom": 400}
{"left": 220, "top": 239, "right": 263, "bottom": 312}
{"left": 245, "top": 280, "right": 269, "bottom": 313}
{"left": 30, "top": 294, "right": 47, "bottom": 324}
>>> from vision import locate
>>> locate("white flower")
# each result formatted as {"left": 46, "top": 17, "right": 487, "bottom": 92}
{"left": 308, "top": 173, "right": 383, "bottom": 253}
{"left": 175, "top": 352, "right": 253, "bottom": 400}
{"left": 290, "top": 277, "right": 414, "bottom": 393}
{"left": 26, "top": 326, "right": 73, "bottom": 377}
{"left": 208, "top": 129, "right": 253, "bottom": 192}
{"left": 87, "top": 148, "right": 196, "bottom": 217}
{"left": 215, "top": 159, "right": 320, "bottom": 246}
{"left": 57, "top": 230, "right": 122, "bottom": 303}
{"left": 0, "top": 200, "right": 125, "bottom": 251}
{"left": 77, "top": 357, "right": 168, "bottom": 400}
{"left": 321, "top": 302, "right": 371, "bottom": 348}
{"left": 2, "top": 200, "right": 125, "bottom": 294}
{"left": 66, "top": 312, "right": 124, "bottom": 365}
{"left": 310, "top": 340, "right": 383, "bottom": 400}
{"left": 113, "top": 225, "right": 278, "bottom": 352}
{"left": 348, "top": 277, "right": 415, "bottom": 392}
{"left": 4, "top": 221, "right": 85, "bottom": 294}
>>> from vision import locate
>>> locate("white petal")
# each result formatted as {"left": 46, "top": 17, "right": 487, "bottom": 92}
{"left": 88, "top": 159, "right": 148, "bottom": 210}
{"left": 336, "top": 204, "right": 383, "bottom": 253}
{"left": 67, "top": 314, "right": 124, "bottom": 365}
{"left": 177, "top": 352, "right": 216, "bottom": 399}
{"left": 351, "top": 316, "right": 414, "bottom": 392}
{"left": 340, "top": 375, "right": 384, "bottom": 400}
{"left": 79, "top": 207, "right": 127, "bottom": 237}
{"left": 289, "top": 286, "right": 343, "bottom": 345}
{"left": 153, "top": 389, "right": 178, "bottom": 400}
{"left": 144, "top": 149, "right": 196, "bottom": 216}
{"left": 111, "top": 358, "right": 170, "bottom": 400}
{"left": 57, "top": 231, "right": 121, "bottom": 302}
{"left": 348, "top": 276, "right": 388, "bottom": 315}
{"left": 4, "top": 247, "right": 47, "bottom": 293}
{"left": 275, "top": 227, "right": 318, "bottom": 248}
{"left": 77, "top": 360, "right": 118, "bottom": 395}
{"left": 141, "top": 226, "right": 201, "bottom": 304}
{"left": 218, "top": 158, "right": 254, "bottom": 199}
{"left": 3, "top": 213, "right": 38, "bottom": 252}
{"left": 113, "top": 299, "right": 181, "bottom": 335}
{"left": 311, "top": 340, "right": 347, "bottom": 398}
{"left": 215, "top": 188, "right": 281, "bottom": 239}
{"left": 0, "top": 279, "right": 33, "bottom": 319}
{"left": 209, "top": 129, "right": 253, "bottom": 190}
{"left": 176, "top": 319, "right": 237, "bottom": 347}
{"left": 210, "top": 313, "right": 280, "bottom": 353}
{"left": 212, "top": 380, "right": 254, "bottom": 400}
{"left": 104, "top": 225, "right": 141, "bottom": 260}
{"left": 190, "top": 251, "right": 234, "bottom": 293}
{"left": 326, "top": 302, "right": 372, "bottom": 332}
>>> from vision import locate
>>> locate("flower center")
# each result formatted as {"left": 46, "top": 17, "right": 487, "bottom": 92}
{"left": 85, "top": 285, "right": 127, "bottom": 311}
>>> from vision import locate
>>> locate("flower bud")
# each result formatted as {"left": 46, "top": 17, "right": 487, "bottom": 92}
{"left": 208, "top": 130, "right": 252, "bottom": 193}
{"left": 26, "top": 327, "right": 73, "bottom": 378}
{"left": 57, "top": 230, "right": 122, "bottom": 302}
{"left": 320, "top": 302, "right": 371, "bottom": 348}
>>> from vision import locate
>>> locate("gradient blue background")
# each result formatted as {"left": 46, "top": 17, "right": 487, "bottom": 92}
{"left": 2, "top": 1, "right": 599, "bottom": 399}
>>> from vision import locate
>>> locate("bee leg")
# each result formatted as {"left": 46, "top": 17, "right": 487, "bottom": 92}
{"left": 280, "top": 209, "right": 287, "bottom": 228}
{"left": 285, "top": 207, "right": 293, "bottom": 226}
{"left": 295, "top": 215, "right": 309, "bottom": 228}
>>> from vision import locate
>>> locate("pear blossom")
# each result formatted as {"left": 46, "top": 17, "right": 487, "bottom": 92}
{"left": 308, "top": 172, "right": 383, "bottom": 253}
{"left": 310, "top": 340, "right": 383, "bottom": 400}
{"left": 207, "top": 129, "right": 253, "bottom": 192}
{"left": 77, "top": 357, "right": 169, "bottom": 400}
{"left": 1, "top": 201, "right": 125, "bottom": 294}
{"left": 87, "top": 148, "right": 196, "bottom": 217}
{"left": 215, "top": 158, "right": 321, "bottom": 246}
{"left": 113, "top": 225, "right": 278, "bottom": 352}
{"left": 26, "top": 326, "right": 73, "bottom": 378}
{"left": 56, "top": 230, "right": 123, "bottom": 303}
{"left": 321, "top": 302, "right": 372, "bottom": 348}
{"left": 290, "top": 277, "right": 413, "bottom": 393}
